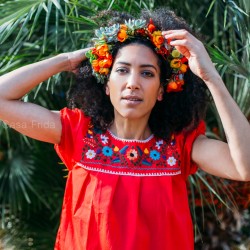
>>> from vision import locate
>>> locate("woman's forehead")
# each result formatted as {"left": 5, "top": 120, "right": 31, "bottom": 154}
{"left": 114, "top": 44, "right": 159, "bottom": 66}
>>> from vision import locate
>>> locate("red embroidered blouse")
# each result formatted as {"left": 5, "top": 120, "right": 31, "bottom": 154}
{"left": 54, "top": 108, "right": 205, "bottom": 250}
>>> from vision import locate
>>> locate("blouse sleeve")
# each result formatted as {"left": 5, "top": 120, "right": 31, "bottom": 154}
{"left": 54, "top": 107, "right": 90, "bottom": 170}
{"left": 181, "top": 120, "right": 206, "bottom": 179}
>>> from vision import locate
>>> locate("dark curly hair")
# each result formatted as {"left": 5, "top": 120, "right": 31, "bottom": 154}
{"left": 67, "top": 9, "right": 209, "bottom": 141}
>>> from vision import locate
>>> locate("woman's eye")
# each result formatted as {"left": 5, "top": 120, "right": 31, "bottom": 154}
{"left": 142, "top": 71, "right": 154, "bottom": 77}
{"left": 116, "top": 68, "right": 128, "bottom": 74}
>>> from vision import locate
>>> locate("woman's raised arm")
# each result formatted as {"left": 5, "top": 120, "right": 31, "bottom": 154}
{"left": 0, "top": 49, "right": 88, "bottom": 144}
{"left": 163, "top": 30, "right": 250, "bottom": 181}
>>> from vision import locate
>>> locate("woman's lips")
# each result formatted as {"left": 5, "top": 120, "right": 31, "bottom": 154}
{"left": 121, "top": 95, "right": 143, "bottom": 104}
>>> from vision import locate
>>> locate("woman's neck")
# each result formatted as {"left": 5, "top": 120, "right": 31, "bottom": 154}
{"left": 109, "top": 118, "right": 152, "bottom": 141}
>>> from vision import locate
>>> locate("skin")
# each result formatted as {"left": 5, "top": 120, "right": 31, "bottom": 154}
{"left": 106, "top": 44, "right": 163, "bottom": 140}
{"left": 0, "top": 30, "right": 250, "bottom": 181}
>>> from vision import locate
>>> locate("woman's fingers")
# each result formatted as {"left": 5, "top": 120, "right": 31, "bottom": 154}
{"left": 67, "top": 47, "right": 93, "bottom": 72}
{"left": 162, "top": 30, "right": 218, "bottom": 82}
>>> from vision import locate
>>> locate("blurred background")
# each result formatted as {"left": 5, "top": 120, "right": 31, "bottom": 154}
{"left": 0, "top": 0, "right": 249, "bottom": 249}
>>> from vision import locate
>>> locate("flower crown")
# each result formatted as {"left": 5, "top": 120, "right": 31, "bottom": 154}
{"left": 85, "top": 19, "right": 188, "bottom": 93}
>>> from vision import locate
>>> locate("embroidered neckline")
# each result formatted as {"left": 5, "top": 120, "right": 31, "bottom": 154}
{"left": 80, "top": 126, "right": 181, "bottom": 176}
{"left": 107, "top": 129, "right": 154, "bottom": 143}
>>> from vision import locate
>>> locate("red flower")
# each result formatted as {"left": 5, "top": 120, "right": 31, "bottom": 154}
{"left": 157, "top": 47, "right": 170, "bottom": 57}
{"left": 135, "top": 28, "right": 146, "bottom": 36}
{"left": 147, "top": 18, "right": 156, "bottom": 33}
{"left": 181, "top": 57, "right": 188, "bottom": 63}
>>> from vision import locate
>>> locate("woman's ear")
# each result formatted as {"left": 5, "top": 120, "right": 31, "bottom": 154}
{"left": 105, "top": 84, "right": 110, "bottom": 95}
{"left": 157, "top": 86, "right": 164, "bottom": 101}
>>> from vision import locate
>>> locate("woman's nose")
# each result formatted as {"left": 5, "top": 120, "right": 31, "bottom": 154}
{"left": 126, "top": 72, "right": 140, "bottom": 90}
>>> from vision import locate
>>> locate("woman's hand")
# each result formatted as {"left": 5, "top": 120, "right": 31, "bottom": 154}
{"left": 163, "top": 30, "right": 220, "bottom": 84}
{"left": 66, "top": 47, "right": 92, "bottom": 73}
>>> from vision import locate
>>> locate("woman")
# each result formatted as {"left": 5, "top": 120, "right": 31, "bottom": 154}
{"left": 0, "top": 9, "right": 249, "bottom": 250}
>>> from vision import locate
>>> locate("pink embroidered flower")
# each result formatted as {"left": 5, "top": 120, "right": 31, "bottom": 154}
{"left": 126, "top": 149, "right": 138, "bottom": 161}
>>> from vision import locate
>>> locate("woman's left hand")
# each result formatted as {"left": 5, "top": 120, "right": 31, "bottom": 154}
{"left": 163, "top": 30, "right": 219, "bottom": 83}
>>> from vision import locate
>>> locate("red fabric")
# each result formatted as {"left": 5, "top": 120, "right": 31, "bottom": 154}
{"left": 54, "top": 108, "right": 205, "bottom": 250}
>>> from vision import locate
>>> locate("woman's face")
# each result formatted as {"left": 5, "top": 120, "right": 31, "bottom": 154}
{"left": 106, "top": 44, "right": 163, "bottom": 122}
{"left": 106, "top": 44, "right": 163, "bottom": 123}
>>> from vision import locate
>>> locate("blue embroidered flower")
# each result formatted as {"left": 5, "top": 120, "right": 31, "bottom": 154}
{"left": 102, "top": 146, "right": 113, "bottom": 156}
{"left": 149, "top": 150, "right": 160, "bottom": 160}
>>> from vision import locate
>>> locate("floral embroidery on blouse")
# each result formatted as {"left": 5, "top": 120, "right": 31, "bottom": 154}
{"left": 79, "top": 126, "right": 181, "bottom": 176}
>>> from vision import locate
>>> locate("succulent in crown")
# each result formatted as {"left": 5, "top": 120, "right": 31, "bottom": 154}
{"left": 124, "top": 19, "right": 146, "bottom": 30}
{"left": 93, "top": 24, "right": 120, "bottom": 44}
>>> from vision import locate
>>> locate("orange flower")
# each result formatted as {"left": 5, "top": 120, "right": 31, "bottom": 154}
{"left": 99, "top": 68, "right": 109, "bottom": 75}
{"left": 120, "top": 24, "right": 127, "bottom": 30}
{"left": 117, "top": 29, "right": 128, "bottom": 42}
{"left": 180, "top": 64, "right": 188, "bottom": 73}
{"left": 166, "top": 80, "right": 184, "bottom": 93}
{"left": 170, "top": 59, "right": 182, "bottom": 69}
{"left": 92, "top": 60, "right": 100, "bottom": 72}
{"left": 167, "top": 81, "right": 178, "bottom": 92}
{"left": 96, "top": 44, "right": 109, "bottom": 57}
{"left": 99, "top": 58, "right": 112, "bottom": 68}
{"left": 152, "top": 31, "right": 164, "bottom": 48}
{"left": 178, "top": 79, "right": 184, "bottom": 86}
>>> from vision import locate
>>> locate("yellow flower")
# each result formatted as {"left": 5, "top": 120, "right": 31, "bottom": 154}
{"left": 152, "top": 31, "right": 164, "bottom": 48}
{"left": 99, "top": 68, "right": 109, "bottom": 75}
{"left": 171, "top": 50, "right": 181, "bottom": 58}
{"left": 170, "top": 59, "right": 182, "bottom": 69}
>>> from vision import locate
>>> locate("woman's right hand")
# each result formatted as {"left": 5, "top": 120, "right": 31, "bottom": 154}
{"left": 66, "top": 47, "right": 92, "bottom": 73}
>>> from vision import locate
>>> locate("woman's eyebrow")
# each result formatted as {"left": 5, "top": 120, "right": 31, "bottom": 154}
{"left": 116, "top": 61, "right": 158, "bottom": 71}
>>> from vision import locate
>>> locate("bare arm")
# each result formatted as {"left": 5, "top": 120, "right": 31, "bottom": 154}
{"left": 192, "top": 76, "right": 250, "bottom": 181}
{"left": 163, "top": 30, "right": 250, "bottom": 181}
{"left": 0, "top": 49, "right": 88, "bottom": 144}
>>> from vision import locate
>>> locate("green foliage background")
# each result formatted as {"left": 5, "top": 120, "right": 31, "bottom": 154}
{"left": 0, "top": 0, "right": 249, "bottom": 249}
